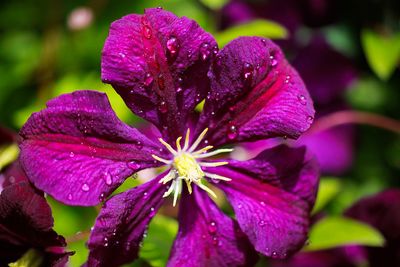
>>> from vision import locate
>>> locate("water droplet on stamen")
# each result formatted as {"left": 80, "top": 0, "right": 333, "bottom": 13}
{"left": 142, "top": 25, "right": 152, "bottom": 39}
{"left": 158, "top": 101, "right": 168, "bottom": 113}
{"left": 243, "top": 62, "right": 254, "bottom": 80}
{"left": 297, "top": 94, "right": 307, "bottom": 105}
{"left": 82, "top": 183, "right": 90, "bottom": 192}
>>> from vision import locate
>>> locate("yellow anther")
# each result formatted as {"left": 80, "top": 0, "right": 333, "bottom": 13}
{"left": 176, "top": 136, "right": 183, "bottom": 152}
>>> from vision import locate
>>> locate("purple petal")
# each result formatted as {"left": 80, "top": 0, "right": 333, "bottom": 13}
{"left": 0, "top": 181, "right": 68, "bottom": 263}
{"left": 19, "top": 90, "right": 165, "bottom": 206}
{"left": 86, "top": 174, "right": 166, "bottom": 267}
{"left": 167, "top": 187, "right": 258, "bottom": 267}
{"left": 345, "top": 189, "right": 400, "bottom": 267}
{"left": 292, "top": 36, "right": 358, "bottom": 106}
{"left": 101, "top": 8, "right": 217, "bottom": 141}
{"left": 210, "top": 145, "right": 319, "bottom": 258}
{"left": 198, "top": 37, "right": 314, "bottom": 146}
{"left": 296, "top": 125, "right": 354, "bottom": 175}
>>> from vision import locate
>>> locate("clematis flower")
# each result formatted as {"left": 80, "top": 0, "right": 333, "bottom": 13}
{"left": 0, "top": 161, "right": 72, "bottom": 266}
{"left": 18, "top": 8, "right": 318, "bottom": 266}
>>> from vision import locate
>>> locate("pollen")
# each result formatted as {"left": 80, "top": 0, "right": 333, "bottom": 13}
{"left": 152, "top": 128, "right": 233, "bottom": 206}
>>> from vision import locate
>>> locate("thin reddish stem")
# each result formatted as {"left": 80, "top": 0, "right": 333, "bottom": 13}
{"left": 309, "top": 110, "right": 400, "bottom": 134}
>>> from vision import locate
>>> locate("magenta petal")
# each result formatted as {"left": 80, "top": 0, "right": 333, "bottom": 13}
{"left": 210, "top": 145, "right": 319, "bottom": 258}
{"left": 86, "top": 174, "right": 166, "bottom": 267}
{"left": 19, "top": 90, "right": 165, "bottom": 206}
{"left": 167, "top": 188, "right": 258, "bottom": 267}
{"left": 198, "top": 37, "right": 314, "bottom": 146}
{"left": 101, "top": 8, "right": 217, "bottom": 141}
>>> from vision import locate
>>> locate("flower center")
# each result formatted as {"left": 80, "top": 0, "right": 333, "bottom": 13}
{"left": 152, "top": 128, "right": 232, "bottom": 206}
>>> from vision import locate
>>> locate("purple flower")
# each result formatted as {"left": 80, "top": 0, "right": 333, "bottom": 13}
{"left": 0, "top": 161, "right": 72, "bottom": 266}
{"left": 19, "top": 8, "right": 318, "bottom": 266}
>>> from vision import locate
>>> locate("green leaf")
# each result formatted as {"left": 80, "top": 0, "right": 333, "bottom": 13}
{"left": 0, "top": 144, "right": 19, "bottom": 171}
{"left": 305, "top": 216, "right": 385, "bottom": 251}
{"left": 139, "top": 214, "right": 178, "bottom": 267}
{"left": 199, "top": 0, "right": 229, "bottom": 10}
{"left": 361, "top": 29, "right": 400, "bottom": 81}
{"left": 215, "top": 19, "right": 288, "bottom": 47}
{"left": 312, "top": 177, "right": 342, "bottom": 214}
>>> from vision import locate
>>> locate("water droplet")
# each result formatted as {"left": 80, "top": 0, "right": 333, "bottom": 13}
{"left": 69, "top": 152, "right": 75, "bottom": 158}
{"left": 272, "top": 252, "right": 278, "bottom": 258}
{"left": 8, "top": 176, "right": 15, "bottom": 183}
{"left": 284, "top": 75, "right": 291, "bottom": 83}
{"left": 227, "top": 123, "right": 238, "bottom": 140}
{"left": 259, "top": 220, "right": 265, "bottom": 226}
{"left": 143, "top": 192, "right": 148, "bottom": 198}
{"left": 105, "top": 175, "right": 113, "bottom": 186}
{"left": 208, "top": 221, "right": 217, "bottom": 234}
{"left": 261, "top": 39, "right": 267, "bottom": 46}
{"left": 297, "top": 94, "right": 307, "bottom": 105}
{"left": 135, "top": 141, "right": 143, "bottom": 150}
{"left": 156, "top": 6, "right": 163, "bottom": 10}
{"left": 166, "top": 36, "right": 180, "bottom": 56}
{"left": 260, "top": 201, "right": 266, "bottom": 206}
{"left": 238, "top": 203, "right": 243, "bottom": 209}
{"left": 269, "top": 55, "right": 278, "bottom": 67}
{"left": 158, "top": 74, "right": 165, "bottom": 90}
{"left": 212, "top": 236, "right": 219, "bottom": 246}
{"left": 103, "top": 237, "right": 109, "bottom": 247}
{"left": 212, "top": 45, "right": 218, "bottom": 55}
{"left": 283, "top": 135, "right": 288, "bottom": 140}
{"left": 67, "top": 194, "right": 73, "bottom": 200}
{"left": 243, "top": 63, "right": 254, "bottom": 80}
{"left": 158, "top": 101, "right": 168, "bottom": 113}
{"left": 149, "top": 207, "right": 156, "bottom": 217}
{"left": 128, "top": 161, "right": 141, "bottom": 170}
{"left": 125, "top": 241, "right": 131, "bottom": 251}
{"left": 144, "top": 72, "right": 153, "bottom": 86}
{"left": 200, "top": 43, "right": 211, "bottom": 61}
{"left": 307, "top": 116, "right": 314, "bottom": 123}
{"left": 142, "top": 25, "right": 152, "bottom": 39}
{"left": 99, "top": 193, "right": 106, "bottom": 202}
{"left": 81, "top": 183, "right": 90, "bottom": 192}
{"left": 176, "top": 87, "right": 183, "bottom": 93}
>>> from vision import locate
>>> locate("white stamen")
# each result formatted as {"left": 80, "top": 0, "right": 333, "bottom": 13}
{"left": 158, "top": 138, "right": 177, "bottom": 155}
{"left": 204, "top": 172, "right": 232, "bottom": 181}
{"left": 176, "top": 136, "right": 182, "bottom": 152}
{"left": 188, "top": 128, "right": 208, "bottom": 153}
{"left": 199, "top": 161, "right": 229, "bottom": 167}
{"left": 152, "top": 155, "right": 172, "bottom": 165}
{"left": 193, "top": 148, "right": 233, "bottom": 158}
{"left": 182, "top": 128, "right": 190, "bottom": 151}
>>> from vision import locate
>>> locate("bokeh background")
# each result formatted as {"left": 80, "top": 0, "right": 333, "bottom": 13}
{"left": 0, "top": 0, "right": 399, "bottom": 266}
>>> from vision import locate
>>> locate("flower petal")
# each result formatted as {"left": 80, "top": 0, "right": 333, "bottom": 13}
{"left": 167, "top": 187, "right": 258, "bottom": 267}
{"left": 198, "top": 37, "right": 315, "bottom": 146}
{"left": 101, "top": 8, "right": 217, "bottom": 141}
{"left": 86, "top": 174, "right": 166, "bottom": 267}
{"left": 19, "top": 90, "right": 165, "bottom": 206}
{"left": 210, "top": 145, "right": 319, "bottom": 258}
{"left": 0, "top": 181, "right": 68, "bottom": 263}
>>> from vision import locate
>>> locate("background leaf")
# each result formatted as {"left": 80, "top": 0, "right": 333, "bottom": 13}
{"left": 215, "top": 19, "right": 288, "bottom": 47}
{"left": 361, "top": 28, "right": 400, "bottom": 81}
{"left": 312, "top": 177, "right": 342, "bottom": 214}
{"left": 305, "top": 216, "right": 385, "bottom": 251}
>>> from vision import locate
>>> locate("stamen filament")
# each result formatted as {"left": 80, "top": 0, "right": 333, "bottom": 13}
{"left": 204, "top": 172, "right": 232, "bottom": 181}
{"left": 192, "top": 145, "right": 214, "bottom": 155}
{"left": 185, "top": 180, "right": 193, "bottom": 194}
{"left": 159, "top": 170, "right": 176, "bottom": 184}
{"left": 173, "top": 178, "right": 182, "bottom": 207}
{"left": 159, "top": 138, "right": 177, "bottom": 155}
{"left": 199, "top": 161, "right": 229, "bottom": 167}
{"left": 163, "top": 180, "right": 176, "bottom": 197}
{"left": 176, "top": 136, "right": 182, "bottom": 152}
{"left": 197, "top": 182, "right": 217, "bottom": 198}
{"left": 152, "top": 154, "right": 172, "bottom": 165}
{"left": 193, "top": 148, "right": 233, "bottom": 158}
{"left": 188, "top": 128, "right": 208, "bottom": 153}
{"left": 182, "top": 128, "right": 190, "bottom": 151}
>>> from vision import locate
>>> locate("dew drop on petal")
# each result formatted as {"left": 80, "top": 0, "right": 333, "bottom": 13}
{"left": 135, "top": 141, "right": 143, "bottom": 150}
{"left": 157, "top": 74, "right": 165, "bottom": 90}
{"left": 143, "top": 192, "right": 148, "bottom": 198}
{"left": 144, "top": 72, "right": 153, "bottom": 86}
{"left": 227, "top": 124, "right": 238, "bottom": 140}
{"left": 127, "top": 161, "right": 141, "bottom": 170}
{"left": 81, "top": 183, "right": 90, "bottom": 192}
{"left": 208, "top": 221, "right": 217, "bottom": 234}
{"left": 103, "top": 237, "right": 109, "bottom": 247}
{"left": 69, "top": 152, "right": 75, "bottom": 158}
{"left": 142, "top": 25, "right": 152, "bottom": 39}
{"left": 272, "top": 252, "right": 278, "bottom": 258}
{"left": 297, "top": 94, "right": 307, "bottom": 105}
{"left": 200, "top": 42, "right": 211, "bottom": 61}
{"left": 243, "top": 63, "right": 254, "bottom": 80}
{"left": 99, "top": 193, "right": 106, "bottom": 202}
{"left": 307, "top": 116, "right": 314, "bottom": 123}
{"left": 260, "top": 201, "right": 266, "bottom": 206}
{"left": 166, "top": 36, "right": 180, "bottom": 56}
{"left": 259, "top": 220, "right": 265, "bottom": 226}
{"left": 149, "top": 207, "right": 156, "bottom": 217}
{"left": 176, "top": 87, "right": 183, "bottom": 93}
{"left": 158, "top": 101, "right": 168, "bottom": 113}
{"left": 269, "top": 55, "right": 278, "bottom": 67}
{"left": 67, "top": 194, "right": 73, "bottom": 200}
{"left": 105, "top": 175, "right": 113, "bottom": 186}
